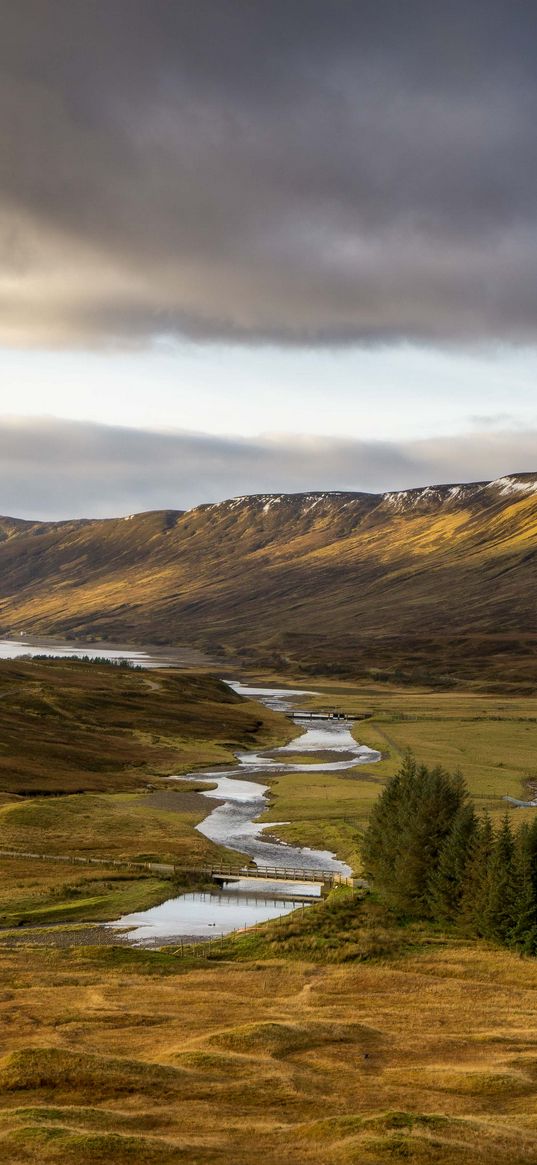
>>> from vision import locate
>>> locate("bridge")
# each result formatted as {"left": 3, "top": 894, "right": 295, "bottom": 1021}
{"left": 0, "top": 849, "right": 357, "bottom": 887}
{"left": 289, "top": 710, "right": 370, "bottom": 721}
{"left": 206, "top": 861, "right": 354, "bottom": 886}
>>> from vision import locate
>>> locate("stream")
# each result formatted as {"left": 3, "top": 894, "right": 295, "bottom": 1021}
{"left": 107, "top": 682, "right": 380, "bottom": 946}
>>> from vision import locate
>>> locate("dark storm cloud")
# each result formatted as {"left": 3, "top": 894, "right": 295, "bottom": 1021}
{"left": 1, "top": 416, "right": 536, "bottom": 520}
{"left": 2, "top": 1, "right": 537, "bottom": 346}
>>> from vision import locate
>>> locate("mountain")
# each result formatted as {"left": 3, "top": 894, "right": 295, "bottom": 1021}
{"left": 0, "top": 474, "right": 537, "bottom": 688}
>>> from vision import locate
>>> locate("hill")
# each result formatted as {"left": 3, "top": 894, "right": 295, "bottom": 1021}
{"left": 0, "top": 474, "right": 537, "bottom": 686}
{"left": 0, "top": 658, "right": 287, "bottom": 795}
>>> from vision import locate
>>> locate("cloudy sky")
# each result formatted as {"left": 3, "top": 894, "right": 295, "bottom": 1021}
{"left": 2, "top": 0, "right": 537, "bottom": 518}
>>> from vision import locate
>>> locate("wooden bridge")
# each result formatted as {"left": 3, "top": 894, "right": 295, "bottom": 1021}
{"left": 0, "top": 849, "right": 356, "bottom": 887}
{"left": 289, "top": 710, "right": 370, "bottom": 721}
{"left": 207, "top": 862, "right": 353, "bottom": 886}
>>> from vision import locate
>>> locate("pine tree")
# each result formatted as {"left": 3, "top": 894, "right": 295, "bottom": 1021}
{"left": 361, "top": 754, "right": 467, "bottom": 916}
{"left": 508, "top": 821, "right": 537, "bottom": 954}
{"left": 428, "top": 802, "right": 479, "bottom": 924}
{"left": 482, "top": 814, "right": 518, "bottom": 943}
{"left": 360, "top": 751, "right": 416, "bottom": 902}
{"left": 458, "top": 813, "right": 494, "bottom": 936}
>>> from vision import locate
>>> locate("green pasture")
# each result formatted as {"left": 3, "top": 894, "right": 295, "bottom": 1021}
{"left": 259, "top": 679, "right": 537, "bottom": 862}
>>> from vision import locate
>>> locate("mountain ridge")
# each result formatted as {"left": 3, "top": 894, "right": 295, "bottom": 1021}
{"left": 0, "top": 472, "right": 536, "bottom": 688}
{"left": 4, "top": 470, "right": 537, "bottom": 531}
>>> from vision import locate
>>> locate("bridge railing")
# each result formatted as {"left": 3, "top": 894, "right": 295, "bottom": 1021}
{"left": 289, "top": 711, "right": 370, "bottom": 721}
{"left": 0, "top": 849, "right": 354, "bottom": 886}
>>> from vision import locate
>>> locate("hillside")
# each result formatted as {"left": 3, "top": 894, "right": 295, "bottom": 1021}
{"left": 0, "top": 474, "right": 537, "bottom": 686}
{"left": 0, "top": 658, "right": 288, "bottom": 795}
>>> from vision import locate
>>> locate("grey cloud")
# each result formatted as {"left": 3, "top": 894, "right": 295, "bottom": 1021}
{"left": 1, "top": 416, "right": 536, "bottom": 520}
{"left": 3, "top": 2, "right": 537, "bottom": 347}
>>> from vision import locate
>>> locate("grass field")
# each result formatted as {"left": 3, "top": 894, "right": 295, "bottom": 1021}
{"left": 0, "top": 857, "right": 174, "bottom": 927}
{"left": 0, "top": 788, "right": 232, "bottom": 926}
{"left": 0, "top": 660, "right": 295, "bottom": 925}
{"left": 3, "top": 896, "right": 537, "bottom": 1162}
{"left": 256, "top": 677, "right": 537, "bottom": 865}
{"left": 3, "top": 668, "right": 537, "bottom": 1161}
{"left": 3, "top": 668, "right": 537, "bottom": 915}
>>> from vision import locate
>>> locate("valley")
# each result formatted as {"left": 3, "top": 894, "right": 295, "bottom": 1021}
{"left": 2, "top": 655, "right": 537, "bottom": 1162}
{"left": 1, "top": 659, "right": 537, "bottom": 937}
{"left": 5, "top": 3, "right": 537, "bottom": 1160}
{"left": 0, "top": 474, "right": 536, "bottom": 688}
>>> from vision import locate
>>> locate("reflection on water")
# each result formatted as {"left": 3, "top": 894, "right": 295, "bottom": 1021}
{"left": 106, "top": 888, "right": 307, "bottom": 945}
{"left": 0, "top": 638, "right": 151, "bottom": 665}
{"left": 110, "top": 680, "right": 380, "bottom": 945}
{"left": 220, "top": 877, "right": 322, "bottom": 897}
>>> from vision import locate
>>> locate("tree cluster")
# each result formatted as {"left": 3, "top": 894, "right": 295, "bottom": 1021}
{"left": 361, "top": 754, "right": 537, "bottom": 955}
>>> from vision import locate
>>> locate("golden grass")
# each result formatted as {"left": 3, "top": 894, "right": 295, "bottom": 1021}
{"left": 2, "top": 668, "right": 537, "bottom": 1161}
{"left": 0, "top": 789, "right": 224, "bottom": 864}
{"left": 3, "top": 921, "right": 537, "bottom": 1162}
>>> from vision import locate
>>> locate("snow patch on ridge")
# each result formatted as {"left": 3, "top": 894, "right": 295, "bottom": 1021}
{"left": 381, "top": 483, "right": 478, "bottom": 512}
{"left": 489, "top": 475, "right": 537, "bottom": 497}
{"left": 190, "top": 476, "right": 537, "bottom": 520}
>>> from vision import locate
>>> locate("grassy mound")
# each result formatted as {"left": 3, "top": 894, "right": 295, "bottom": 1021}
{"left": 0, "top": 1048, "right": 189, "bottom": 1102}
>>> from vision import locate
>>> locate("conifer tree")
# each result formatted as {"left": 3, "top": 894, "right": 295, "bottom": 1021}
{"left": 363, "top": 760, "right": 537, "bottom": 957}
{"left": 360, "top": 751, "right": 416, "bottom": 903}
{"left": 482, "top": 814, "right": 518, "bottom": 943}
{"left": 458, "top": 813, "right": 494, "bottom": 936}
{"left": 508, "top": 821, "right": 537, "bottom": 954}
{"left": 428, "top": 801, "right": 479, "bottom": 924}
{"left": 362, "top": 754, "right": 466, "bottom": 916}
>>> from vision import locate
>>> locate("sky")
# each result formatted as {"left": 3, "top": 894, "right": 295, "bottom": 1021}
{"left": 2, "top": 0, "right": 537, "bottom": 518}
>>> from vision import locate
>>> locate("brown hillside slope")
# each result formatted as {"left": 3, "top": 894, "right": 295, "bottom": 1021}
{"left": 0, "top": 658, "right": 288, "bottom": 795}
{"left": 0, "top": 475, "right": 536, "bottom": 684}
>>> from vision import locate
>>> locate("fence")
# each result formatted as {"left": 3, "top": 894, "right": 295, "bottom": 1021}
{"left": 0, "top": 849, "right": 353, "bottom": 886}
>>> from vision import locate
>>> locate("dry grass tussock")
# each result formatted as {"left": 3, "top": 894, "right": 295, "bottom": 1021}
{"left": 2, "top": 926, "right": 537, "bottom": 1163}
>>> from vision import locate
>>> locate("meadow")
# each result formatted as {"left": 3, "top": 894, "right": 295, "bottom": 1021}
{"left": 2, "top": 665, "right": 537, "bottom": 923}
{"left": 0, "top": 658, "right": 291, "bottom": 795}
{"left": 0, "top": 659, "right": 293, "bottom": 927}
{"left": 3, "top": 896, "right": 537, "bottom": 1163}
{"left": 3, "top": 662, "right": 537, "bottom": 1164}
{"left": 250, "top": 678, "right": 537, "bottom": 871}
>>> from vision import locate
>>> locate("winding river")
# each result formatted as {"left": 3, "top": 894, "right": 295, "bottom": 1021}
{"left": 0, "top": 641, "right": 381, "bottom": 946}
{"left": 108, "top": 682, "right": 380, "bottom": 945}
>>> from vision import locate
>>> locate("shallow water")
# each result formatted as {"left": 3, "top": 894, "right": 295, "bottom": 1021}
{"left": 0, "top": 637, "right": 208, "bottom": 669}
{"left": 169, "top": 681, "right": 380, "bottom": 876}
{"left": 107, "top": 887, "right": 309, "bottom": 945}
{"left": 0, "top": 637, "right": 151, "bottom": 665}
{"left": 108, "top": 875, "right": 321, "bottom": 944}
{"left": 109, "top": 681, "right": 380, "bottom": 944}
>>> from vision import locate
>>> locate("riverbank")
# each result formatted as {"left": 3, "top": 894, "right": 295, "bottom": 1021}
{"left": 0, "top": 678, "right": 379, "bottom": 944}
{"left": 95, "top": 682, "right": 376, "bottom": 944}
{"left": 0, "top": 662, "right": 301, "bottom": 931}
{"left": 3, "top": 663, "right": 537, "bottom": 940}
{"left": 247, "top": 672, "right": 537, "bottom": 829}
